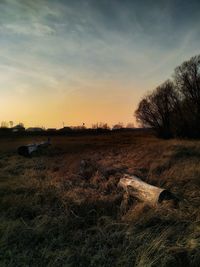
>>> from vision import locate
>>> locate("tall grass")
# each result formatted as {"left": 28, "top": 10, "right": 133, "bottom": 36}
{"left": 0, "top": 132, "right": 200, "bottom": 266}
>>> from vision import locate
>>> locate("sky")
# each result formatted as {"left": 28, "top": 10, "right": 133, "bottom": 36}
{"left": 0, "top": 0, "right": 200, "bottom": 128}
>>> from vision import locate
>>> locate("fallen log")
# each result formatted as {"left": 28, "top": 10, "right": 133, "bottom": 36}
{"left": 118, "top": 174, "right": 176, "bottom": 206}
{"left": 18, "top": 138, "right": 51, "bottom": 157}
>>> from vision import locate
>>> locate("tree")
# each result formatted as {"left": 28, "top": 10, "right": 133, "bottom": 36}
{"left": 18, "top": 122, "right": 24, "bottom": 128}
{"left": 135, "top": 54, "right": 200, "bottom": 138}
{"left": 174, "top": 55, "right": 200, "bottom": 106}
{"left": 1, "top": 121, "right": 9, "bottom": 128}
{"left": 126, "top": 122, "right": 135, "bottom": 128}
{"left": 112, "top": 122, "right": 124, "bottom": 130}
{"left": 174, "top": 55, "right": 200, "bottom": 137}
{"left": 92, "top": 122, "right": 110, "bottom": 130}
{"left": 135, "top": 80, "right": 178, "bottom": 138}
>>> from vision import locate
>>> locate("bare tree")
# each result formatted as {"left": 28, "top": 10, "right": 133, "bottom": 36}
{"left": 92, "top": 122, "right": 110, "bottom": 130}
{"left": 135, "top": 80, "right": 178, "bottom": 138}
{"left": 174, "top": 55, "right": 200, "bottom": 106}
{"left": 1, "top": 121, "right": 9, "bottom": 128}
{"left": 174, "top": 55, "right": 200, "bottom": 136}
{"left": 112, "top": 122, "right": 124, "bottom": 130}
{"left": 135, "top": 54, "right": 200, "bottom": 138}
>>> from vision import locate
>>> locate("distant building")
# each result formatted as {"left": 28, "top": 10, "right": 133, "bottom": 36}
{"left": 47, "top": 128, "right": 57, "bottom": 132}
{"left": 26, "top": 127, "right": 44, "bottom": 132}
{"left": 12, "top": 124, "right": 25, "bottom": 133}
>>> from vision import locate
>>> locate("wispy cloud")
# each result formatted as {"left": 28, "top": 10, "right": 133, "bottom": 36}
{"left": 0, "top": 22, "right": 55, "bottom": 36}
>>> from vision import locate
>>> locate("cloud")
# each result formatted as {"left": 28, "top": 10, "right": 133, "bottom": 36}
{"left": 0, "top": 22, "right": 55, "bottom": 36}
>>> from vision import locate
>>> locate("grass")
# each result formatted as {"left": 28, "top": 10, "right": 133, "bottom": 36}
{"left": 0, "top": 131, "right": 200, "bottom": 266}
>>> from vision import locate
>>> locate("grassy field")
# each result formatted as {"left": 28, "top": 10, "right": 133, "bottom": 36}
{"left": 0, "top": 131, "right": 200, "bottom": 266}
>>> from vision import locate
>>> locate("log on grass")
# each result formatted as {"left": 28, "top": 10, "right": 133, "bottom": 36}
{"left": 118, "top": 174, "right": 176, "bottom": 206}
{"left": 18, "top": 138, "right": 51, "bottom": 157}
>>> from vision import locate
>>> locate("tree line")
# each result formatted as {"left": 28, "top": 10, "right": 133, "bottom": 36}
{"left": 135, "top": 55, "right": 200, "bottom": 138}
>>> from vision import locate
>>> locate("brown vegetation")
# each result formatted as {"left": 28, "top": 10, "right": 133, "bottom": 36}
{"left": 0, "top": 131, "right": 200, "bottom": 266}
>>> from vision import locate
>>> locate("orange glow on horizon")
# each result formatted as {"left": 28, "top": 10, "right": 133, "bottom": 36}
{"left": 1, "top": 82, "right": 139, "bottom": 129}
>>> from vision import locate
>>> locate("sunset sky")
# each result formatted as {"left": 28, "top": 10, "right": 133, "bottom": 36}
{"left": 0, "top": 0, "right": 200, "bottom": 128}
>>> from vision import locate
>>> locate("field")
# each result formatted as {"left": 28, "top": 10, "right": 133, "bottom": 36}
{"left": 0, "top": 131, "right": 200, "bottom": 267}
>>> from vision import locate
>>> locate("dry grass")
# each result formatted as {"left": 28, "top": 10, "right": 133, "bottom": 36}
{"left": 0, "top": 131, "right": 200, "bottom": 266}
